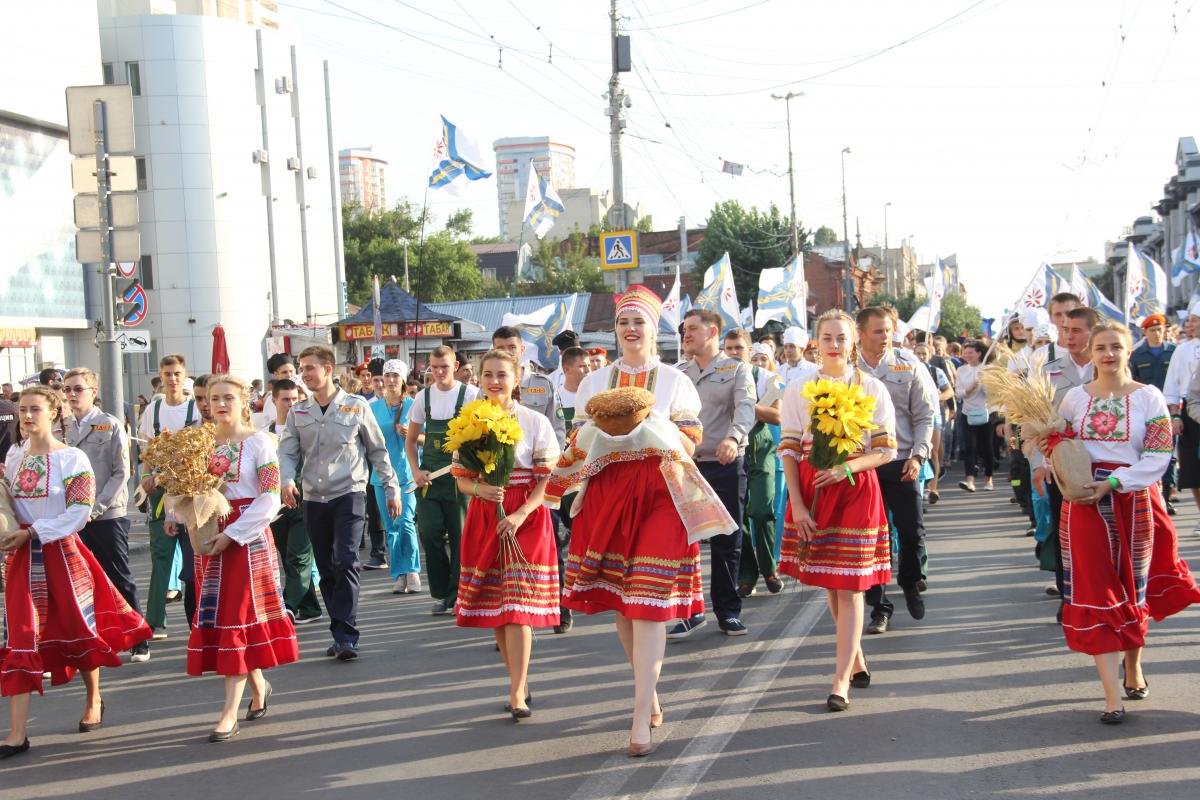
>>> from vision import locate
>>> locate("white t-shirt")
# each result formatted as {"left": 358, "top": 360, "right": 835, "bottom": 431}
{"left": 409, "top": 382, "right": 480, "bottom": 424}
{"left": 137, "top": 397, "right": 200, "bottom": 439}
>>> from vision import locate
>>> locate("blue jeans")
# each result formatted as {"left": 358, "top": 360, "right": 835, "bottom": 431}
{"left": 374, "top": 482, "right": 420, "bottom": 580}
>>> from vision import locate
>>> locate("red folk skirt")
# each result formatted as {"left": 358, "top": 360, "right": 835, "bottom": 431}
{"left": 187, "top": 499, "right": 298, "bottom": 676}
{"left": 780, "top": 459, "right": 892, "bottom": 591}
{"left": 456, "top": 471, "right": 560, "bottom": 628}
{"left": 562, "top": 458, "right": 704, "bottom": 622}
{"left": 1144, "top": 482, "right": 1200, "bottom": 621}
{"left": 1, "top": 531, "right": 151, "bottom": 696}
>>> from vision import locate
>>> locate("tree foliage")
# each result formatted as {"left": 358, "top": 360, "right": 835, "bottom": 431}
{"left": 813, "top": 225, "right": 839, "bottom": 246}
{"left": 341, "top": 201, "right": 483, "bottom": 306}
{"left": 868, "top": 289, "right": 983, "bottom": 340}
{"left": 692, "top": 200, "right": 807, "bottom": 307}
{"left": 521, "top": 232, "right": 606, "bottom": 296}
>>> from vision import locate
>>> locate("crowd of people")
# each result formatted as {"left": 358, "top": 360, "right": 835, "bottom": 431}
{"left": 1, "top": 285, "right": 1198, "bottom": 762}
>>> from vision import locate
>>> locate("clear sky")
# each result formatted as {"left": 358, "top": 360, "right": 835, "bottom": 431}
{"left": 282, "top": 0, "right": 1200, "bottom": 321}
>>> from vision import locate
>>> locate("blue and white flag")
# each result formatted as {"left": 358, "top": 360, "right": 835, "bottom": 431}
{"left": 500, "top": 294, "right": 577, "bottom": 369}
{"left": 755, "top": 254, "right": 807, "bottom": 329}
{"left": 926, "top": 256, "right": 946, "bottom": 332}
{"left": 1081, "top": 275, "right": 1123, "bottom": 324}
{"left": 1172, "top": 220, "right": 1200, "bottom": 286}
{"left": 522, "top": 163, "right": 564, "bottom": 239}
{"left": 1125, "top": 242, "right": 1167, "bottom": 324}
{"left": 695, "top": 252, "right": 741, "bottom": 332}
{"left": 428, "top": 116, "right": 492, "bottom": 190}
{"left": 660, "top": 272, "right": 683, "bottom": 334}
{"left": 1017, "top": 263, "right": 1069, "bottom": 309}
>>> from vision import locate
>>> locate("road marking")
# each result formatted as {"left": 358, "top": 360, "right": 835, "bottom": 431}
{"left": 641, "top": 595, "right": 826, "bottom": 800}
{"left": 566, "top": 586, "right": 824, "bottom": 800}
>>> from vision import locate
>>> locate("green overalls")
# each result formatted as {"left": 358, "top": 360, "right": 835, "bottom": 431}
{"left": 739, "top": 366, "right": 779, "bottom": 585}
{"left": 145, "top": 399, "right": 195, "bottom": 630}
{"left": 416, "top": 385, "right": 468, "bottom": 604}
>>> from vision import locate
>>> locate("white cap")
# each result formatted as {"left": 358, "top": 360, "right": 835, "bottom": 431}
{"left": 782, "top": 327, "right": 808, "bottom": 348}
{"left": 751, "top": 343, "right": 772, "bottom": 358}
{"left": 1033, "top": 322, "right": 1056, "bottom": 341}
{"left": 1188, "top": 298, "right": 1200, "bottom": 319}
{"left": 182, "top": 377, "right": 195, "bottom": 394}
{"left": 1019, "top": 308, "right": 1049, "bottom": 329}
{"left": 892, "top": 320, "right": 909, "bottom": 343}
{"left": 382, "top": 359, "right": 409, "bottom": 379}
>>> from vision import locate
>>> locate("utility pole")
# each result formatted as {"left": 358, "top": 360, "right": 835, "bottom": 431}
{"left": 771, "top": 91, "right": 803, "bottom": 257}
{"left": 883, "top": 201, "right": 891, "bottom": 294}
{"left": 93, "top": 100, "right": 124, "bottom": 418}
{"left": 324, "top": 60, "right": 347, "bottom": 320}
{"left": 255, "top": 31, "right": 280, "bottom": 326}
{"left": 290, "top": 45, "right": 313, "bottom": 325}
{"left": 840, "top": 147, "right": 853, "bottom": 311}
{"left": 401, "top": 238, "right": 410, "bottom": 292}
{"left": 608, "top": 0, "right": 632, "bottom": 290}
{"left": 677, "top": 215, "right": 687, "bottom": 355}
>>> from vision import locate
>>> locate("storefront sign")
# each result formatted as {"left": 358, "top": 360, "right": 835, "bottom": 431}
{"left": 0, "top": 327, "right": 37, "bottom": 347}
{"left": 340, "top": 321, "right": 453, "bottom": 340}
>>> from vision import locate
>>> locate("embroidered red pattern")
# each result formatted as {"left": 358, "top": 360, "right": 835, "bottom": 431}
{"left": 257, "top": 462, "right": 281, "bottom": 494}
{"left": 64, "top": 471, "right": 96, "bottom": 508}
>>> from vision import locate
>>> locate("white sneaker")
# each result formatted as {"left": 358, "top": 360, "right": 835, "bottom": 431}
{"left": 405, "top": 572, "right": 422, "bottom": 594}
{"left": 392, "top": 576, "right": 407, "bottom": 595}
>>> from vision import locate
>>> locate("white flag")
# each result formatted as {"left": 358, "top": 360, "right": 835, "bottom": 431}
{"left": 660, "top": 272, "right": 682, "bottom": 334}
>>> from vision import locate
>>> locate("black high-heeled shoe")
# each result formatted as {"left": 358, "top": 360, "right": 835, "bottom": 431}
{"left": 503, "top": 692, "right": 533, "bottom": 713}
{"left": 79, "top": 700, "right": 106, "bottom": 733}
{"left": 850, "top": 671, "right": 872, "bottom": 689}
{"left": 246, "top": 682, "right": 273, "bottom": 721}
{"left": 208, "top": 722, "right": 240, "bottom": 743}
{"left": 826, "top": 694, "right": 849, "bottom": 712}
{"left": 510, "top": 707, "right": 532, "bottom": 722}
{"left": 0, "top": 739, "right": 30, "bottom": 759}
{"left": 1100, "top": 707, "right": 1125, "bottom": 725}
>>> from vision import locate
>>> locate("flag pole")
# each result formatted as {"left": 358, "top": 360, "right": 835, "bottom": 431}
{"left": 412, "top": 182, "right": 430, "bottom": 370}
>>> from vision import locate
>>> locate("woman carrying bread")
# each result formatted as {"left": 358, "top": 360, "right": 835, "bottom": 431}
{"left": 778, "top": 310, "right": 897, "bottom": 713}
{"left": 548, "top": 286, "right": 734, "bottom": 757}
{"left": 1042, "top": 322, "right": 1200, "bottom": 724}
{"left": 453, "top": 349, "right": 560, "bottom": 722}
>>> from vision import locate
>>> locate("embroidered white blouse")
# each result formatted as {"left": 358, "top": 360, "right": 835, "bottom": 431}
{"left": 571, "top": 357, "right": 703, "bottom": 445}
{"left": 1058, "top": 384, "right": 1174, "bottom": 492}
{"left": 778, "top": 370, "right": 898, "bottom": 463}
{"left": 2, "top": 445, "right": 96, "bottom": 544}
{"left": 208, "top": 431, "right": 282, "bottom": 545}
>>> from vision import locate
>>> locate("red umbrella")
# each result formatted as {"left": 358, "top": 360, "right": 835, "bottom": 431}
{"left": 211, "top": 324, "right": 230, "bottom": 374}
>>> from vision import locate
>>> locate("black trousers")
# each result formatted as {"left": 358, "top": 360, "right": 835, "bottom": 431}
{"left": 305, "top": 492, "right": 366, "bottom": 646}
{"left": 866, "top": 460, "right": 927, "bottom": 620}
{"left": 364, "top": 485, "right": 386, "bottom": 557}
{"left": 963, "top": 420, "right": 995, "bottom": 478}
{"left": 697, "top": 458, "right": 746, "bottom": 623}
{"left": 79, "top": 516, "right": 142, "bottom": 617}
{"left": 1047, "top": 477, "right": 1065, "bottom": 595}
{"left": 1010, "top": 447, "right": 1035, "bottom": 524}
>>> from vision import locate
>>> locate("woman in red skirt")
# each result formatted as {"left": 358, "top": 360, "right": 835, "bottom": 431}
{"left": 1045, "top": 321, "right": 1200, "bottom": 724}
{"left": 454, "top": 349, "right": 560, "bottom": 721}
{"left": 779, "top": 310, "right": 897, "bottom": 712}
{"left": 0, "top": 387, "right": 151, "bottom": 760}
{"left": 179, "top": 375, "right": 297, "bottom": 742}
{"left": 549, "top": 286, "right": 732, "bottom": 757}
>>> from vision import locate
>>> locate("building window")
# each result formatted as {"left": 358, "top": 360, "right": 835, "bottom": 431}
{"left": 482, "top": 267, "right": 497, "bottom": 282}
{"left": 135, "top": 157, "right": 147, "bottom": 191}
{"left": 139, "top": 255, "right": 154, "bottom": 289}
{"left": 126, "top": 62, "right": 141, "bottom": 96}
{"left": 102, "top": 63, "right": 115, "bottom": 84}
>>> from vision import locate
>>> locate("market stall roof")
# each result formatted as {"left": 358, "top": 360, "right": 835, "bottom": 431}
{"left": 424, "top": 293, "right": 590, "bottom": 333}
{"left": 336, "top": 278, "right": 457, "bottom": 326}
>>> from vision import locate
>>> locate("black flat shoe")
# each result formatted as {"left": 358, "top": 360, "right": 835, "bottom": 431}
{"left": 208, "top": 722, "right": 240, "bottom": 743}
{"left": 0, "top": 739, "right": 29, "bottom": 759}
{"left": 246, "top": 682, "right": 273, "bottom": 721}
{"left": 510, "top": 707, "right": 532, "bottom": 722}
{"left": 79, "top": 700, "right": 105, "bottom": 733}
{"left": 1124, "top": 682, "right": 1149, "bottom": 701}
{"left": 503, "top": 692, "right": 533, "bottom": 713}
{"left": 850, "top": 671, "right": 871, "bottom": 689}
{"left": 826, "top": 694, "right": 849, "bottom": 712}
{"left": 1099, "top": 708, "right": 1125, "bottom": 725}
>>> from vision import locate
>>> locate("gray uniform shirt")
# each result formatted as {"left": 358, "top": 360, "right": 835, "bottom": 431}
{"left": 278, "top": 388, "right": 400, "bottom": 504}
{"left": 520, "top": 371, "right": 565, "bottom": 443}
{"left": 858, "top": 348, "right": 936, "bottom": 462}
{"left": 66, "top": 406, "right": 130, "bottom": 520}
{"left": 682, "top": 354, "right": 756, "bottom": 462}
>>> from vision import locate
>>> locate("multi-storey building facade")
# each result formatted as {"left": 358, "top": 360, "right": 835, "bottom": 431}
{"left": 339, "top": 146, "right": 387, "bottom": 214}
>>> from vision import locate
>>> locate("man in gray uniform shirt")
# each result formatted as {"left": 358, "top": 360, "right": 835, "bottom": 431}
{"left": 491, "top": 326, "right": 566, "bottom": 443}
{"left": 63, "top": 367, "right": 148, "bottom": 662}
{"left": 279, "top": 345, "right": 401, "bottom": 661}
{"left": 674, "top": 308, "right": 757, "bottom": 637}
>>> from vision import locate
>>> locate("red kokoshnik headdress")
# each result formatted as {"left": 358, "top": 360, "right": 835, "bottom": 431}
{"left": 613, "top": 285, "right": 662, "bottom": 329}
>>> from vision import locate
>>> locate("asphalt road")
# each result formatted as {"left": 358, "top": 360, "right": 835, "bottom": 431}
{"left": 2, "top": 480, "right": 1199, "bottom": 800}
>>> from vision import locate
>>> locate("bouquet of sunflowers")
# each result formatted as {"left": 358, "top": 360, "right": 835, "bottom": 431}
{"left": 442, "top": 399, "right": 524, "bottom": 487}
{"left": 802, "top": 377, "right": 878, "bottom": 471}
{"left": 141, "top": 424, "right": 230, "bottom": 556}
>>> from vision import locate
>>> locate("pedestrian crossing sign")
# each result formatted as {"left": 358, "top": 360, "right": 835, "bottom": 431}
{"left": 600, "top": 230, "right": 638, "bottom": 270}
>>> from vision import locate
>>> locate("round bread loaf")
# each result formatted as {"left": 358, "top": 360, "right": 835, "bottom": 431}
{"left": 585, "top": 387, "right": 656, "bottom": 436}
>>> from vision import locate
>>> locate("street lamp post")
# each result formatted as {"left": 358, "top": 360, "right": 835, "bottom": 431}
{"left": 771, "top": 91, "right": 804, "bottom": 257}
{"left": 841, "top": 147, "right": 853, "bottom": 311}
{"left": 883, "top": 201, "right": 891, "bottom": 294}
